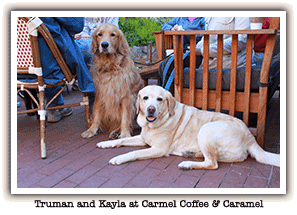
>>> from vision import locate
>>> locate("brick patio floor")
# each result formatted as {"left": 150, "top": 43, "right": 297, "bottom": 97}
{"left": 16, "top": 87, "right": 280, "bottom": 189}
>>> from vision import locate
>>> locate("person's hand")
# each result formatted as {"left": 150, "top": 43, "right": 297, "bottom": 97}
{"left": 74, "top": 32, "right": 91, "bottom": 39}
{"left": 176, "top": 25, "right": 185, "bottom": 31}
{"left": 171, "top": 24, "right": 179, "bottom": 31}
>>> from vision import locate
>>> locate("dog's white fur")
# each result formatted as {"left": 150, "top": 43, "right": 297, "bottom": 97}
{"left": 97, "top": 85, "right": 280, "bottom": 170}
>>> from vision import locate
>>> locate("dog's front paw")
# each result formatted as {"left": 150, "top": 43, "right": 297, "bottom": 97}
{"left": 109, "top": 154, "right": 130, "bottom": 165}
{"left": 97, "top": 140, "right": 118, "bottom": 148}
{"left": 178, "top": 161, "right": 194, "bottom": 170}
{"left": 81, "top": 129, "right": 97, "bottom": 138}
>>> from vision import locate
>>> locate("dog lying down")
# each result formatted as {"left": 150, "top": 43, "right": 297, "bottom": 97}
{"left": 97, "top": 85, "right": 280, "bottom": 170}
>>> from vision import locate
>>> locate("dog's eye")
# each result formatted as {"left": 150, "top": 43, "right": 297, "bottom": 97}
{"left": 157, "top": 98, "right": 163, "bottom": 102}
{"left": 98, "top": 33, "right": 102, "bottom": 36}
{"left": 111, "top": 33, "right": 116, "bottom": 37}
{"left": 143, "top": 96, "right": 149, "bottom": 100}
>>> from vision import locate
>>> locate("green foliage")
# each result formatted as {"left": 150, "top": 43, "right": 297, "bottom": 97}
{"left": 119, "top": 17, "right": 173, "bottom": 47}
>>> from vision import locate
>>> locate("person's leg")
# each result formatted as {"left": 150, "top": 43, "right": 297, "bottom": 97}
{"left": 45, "top": 86, "right": 72, "bottom": 123}
{"left": 45, "top": 86, "right": 64, "bottom": 107}
{"left": 75, "top": 38, "right": 93, "bottom": 69}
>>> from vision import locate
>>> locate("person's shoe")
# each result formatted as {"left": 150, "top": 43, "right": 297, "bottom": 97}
{"left": 47, "top": 107, "right": 73, "bottom": 123}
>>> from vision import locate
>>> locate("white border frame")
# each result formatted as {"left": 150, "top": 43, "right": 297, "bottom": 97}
{"left": 11, "top": 10, "right": 286, "bottom": 195}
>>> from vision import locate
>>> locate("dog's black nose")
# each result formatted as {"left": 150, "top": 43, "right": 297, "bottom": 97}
{"left": 147, "top": 106, "right": 156, "bottom": 114}
{"left": 101, "top": 42, "right": 109, "bottom": 49}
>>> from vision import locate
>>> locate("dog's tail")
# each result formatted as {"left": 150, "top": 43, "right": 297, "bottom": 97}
{"left": 248, "top": 142, "right": 280, "bottom": 167}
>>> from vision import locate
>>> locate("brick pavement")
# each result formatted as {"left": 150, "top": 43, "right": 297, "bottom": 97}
{"left": 16, "top": 89, "right": 281, "bottom": 189}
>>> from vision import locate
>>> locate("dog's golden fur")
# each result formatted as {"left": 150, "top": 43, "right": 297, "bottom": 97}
{"left": 81, "top": 23, "right": 143, "bottom": 139}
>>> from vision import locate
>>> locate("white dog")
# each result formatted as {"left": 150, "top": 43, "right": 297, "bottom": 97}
{"left": 97, "top": 85, "right": 280, "bottom": 170}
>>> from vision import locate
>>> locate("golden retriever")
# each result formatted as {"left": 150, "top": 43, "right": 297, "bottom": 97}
{"left": 81, "top": 23, "right": 143, "bottom": 139}
{"left": 96, "top": 85, "right": 280, "bottom": 170}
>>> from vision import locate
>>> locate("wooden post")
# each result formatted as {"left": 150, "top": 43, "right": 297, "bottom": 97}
{"left": 243, "top": 34, "right": 254, "bottom": 126}
{"left": 229, "top": 34, "right": 238, "bottom": 116}
{"left": 173, "top": 35, "right": 183, "bottom": 102}
{"left": 189, "top": 35, "right": 196, "bottom": 106}
{"left": 215, "top": 34, "right": 223, "bottom": 112}
{"left": 202, "top": 35, "right": 209, "bottom": 110}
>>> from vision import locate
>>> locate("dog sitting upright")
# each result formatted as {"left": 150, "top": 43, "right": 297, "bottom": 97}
{"left": 81, "top": 23, "right": 143, "bottom": 139}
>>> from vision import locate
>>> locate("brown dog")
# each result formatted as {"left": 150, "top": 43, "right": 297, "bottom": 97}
{"left": 81, "top": 23, "right": 143, "bottom": 139}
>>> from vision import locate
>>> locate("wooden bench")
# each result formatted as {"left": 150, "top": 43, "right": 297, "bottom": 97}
{"left": 153, "top": 17, "right": 280, "bottom": 147}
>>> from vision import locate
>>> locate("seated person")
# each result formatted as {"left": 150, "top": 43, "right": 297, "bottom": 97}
{"left": 18, "top": 17, "right": 95, "bottom": 123}
{"left": 162, "top": 17, "right": 205, "bottom": 50}
{"left": 41, "top": 17, "right": 96, "bottom": 122}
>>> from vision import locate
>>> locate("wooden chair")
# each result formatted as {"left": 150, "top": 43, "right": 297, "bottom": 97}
{"left": 156, "top": 17, "right": 280, "bottom": 147}
{"left": 17, "top": 17, "right": 91, "bottom": 159}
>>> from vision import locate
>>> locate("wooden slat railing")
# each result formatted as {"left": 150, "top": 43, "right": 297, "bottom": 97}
{"left": 163, "top": 20, "right": 279, "bottom": 147}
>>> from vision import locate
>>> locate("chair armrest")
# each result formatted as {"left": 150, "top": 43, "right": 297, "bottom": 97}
{"left": 153, "top": 31, "right": 164, "bottom": 60}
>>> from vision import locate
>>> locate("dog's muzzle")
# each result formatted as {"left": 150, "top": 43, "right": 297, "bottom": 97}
{"left": 146, "top": 105, "right": 157, "bottom": 123}
{"left": 100, "top": 42, "right": 109, "bottom": 53}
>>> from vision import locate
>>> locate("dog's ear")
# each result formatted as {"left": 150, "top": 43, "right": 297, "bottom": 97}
{"left": 166, "top": 91, "right": 176, "bottom": 117}
{"left": 90, "top": 30, "right": 99, "bottom": 54}
{"left": 135, "top": 93, "right": 141, "bottom": 115}
{"left": 118, "top": 31, "right": 130, "bottom": 56}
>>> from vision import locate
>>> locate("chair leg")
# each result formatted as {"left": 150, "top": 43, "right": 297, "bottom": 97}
{"left": 256, "top": 110, "right": 266, "bottom": 148}
{"left": 38, "top": 89, "right": 47, "bottom": 159}
{"left": 40, "top": 119, "right": 47, "bottom": 159}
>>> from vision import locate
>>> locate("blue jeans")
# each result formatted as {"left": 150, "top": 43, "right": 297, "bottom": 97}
{"left": 75, "top": 38, "right": 93, "bottom": 69}
{"left": 45, "top": 86, "right": 64, "bottom": 107}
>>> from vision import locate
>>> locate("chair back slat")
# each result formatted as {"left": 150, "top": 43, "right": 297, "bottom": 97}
{"left": 165, "top": 35, "right": 173, "bottom": 50}
{"left": 189, "top": 35, "right": 196, "bottom": 106}
{"left": 173, "top": 35, "right": 183, "bottom": 102}
{"left": 243, "top": 34, "right": 254, "bottom": 125}
{"left": 215, "top": 34, "right": 223, "bottom": 112}
{"left": 202, "top": 35, "right": 209, "bottom": 110}
{"left": 229, "top": 34, "right": 238, "bottom": 116}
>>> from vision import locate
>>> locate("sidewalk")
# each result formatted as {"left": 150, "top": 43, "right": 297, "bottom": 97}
{"left": 17, "top": 88, "right": 280, "bottom": 189}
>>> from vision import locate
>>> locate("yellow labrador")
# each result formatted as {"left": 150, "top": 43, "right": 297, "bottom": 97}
{"left": 97, "top": 85, "right": 280, "bottom": 170}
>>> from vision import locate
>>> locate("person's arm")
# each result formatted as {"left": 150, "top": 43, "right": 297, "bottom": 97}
{"left": 195, "top": 17, "right": 205, "bottom": 44}
{"left": 55, "top": 17, "right": 85, "bottom": 35}
{"left": 162, "top": 17, "right": 179, "bottom": 31}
